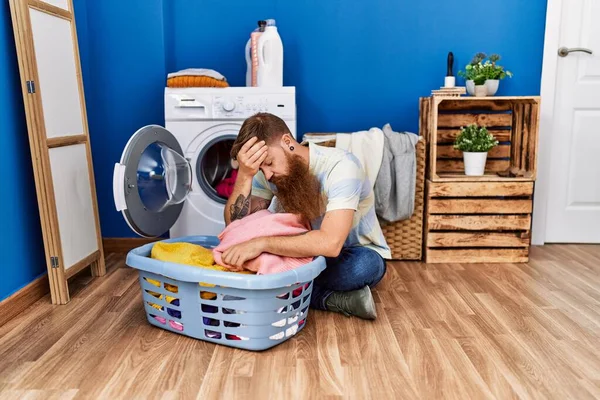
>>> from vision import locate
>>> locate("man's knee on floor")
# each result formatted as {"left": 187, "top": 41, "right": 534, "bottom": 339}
{"left": 341, "top": 247, "right": 386, "bottom": 284}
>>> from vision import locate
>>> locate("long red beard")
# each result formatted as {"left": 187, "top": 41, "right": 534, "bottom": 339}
{"left": 270, "top": 153, "right": 324, "bottom": 222}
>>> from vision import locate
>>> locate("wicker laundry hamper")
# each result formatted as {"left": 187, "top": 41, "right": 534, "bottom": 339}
{"left": 302, "top": 132, "right": 426, "bottom": 260}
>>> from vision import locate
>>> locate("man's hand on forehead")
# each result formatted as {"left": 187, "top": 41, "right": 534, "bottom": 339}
{"left": 236, "top": 136, "right": 267, "bottom": 178}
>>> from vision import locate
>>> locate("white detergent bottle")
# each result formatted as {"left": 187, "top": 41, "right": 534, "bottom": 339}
{"left": 245, "top": 20, "right": 266, "bottom": 86}
{"left": 257, "top": 19, "right": 283, "bottom": 87}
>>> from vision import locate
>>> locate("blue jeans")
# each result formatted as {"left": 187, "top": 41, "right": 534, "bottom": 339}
{"left": 310, "top": 246, "right": 387, "bottom": 310}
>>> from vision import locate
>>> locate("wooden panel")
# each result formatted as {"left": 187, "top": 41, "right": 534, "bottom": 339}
{"left": 437, "top": 159, "right": 510, "bottom": 173}
{"left": 29, "top": 0, "right": 71, "bottom": 18}
{"left": 425, "top": 248, "right": 529, "bottom": 263}
{"left": 526, "top": 102, "right": 540, "bottom": 176}
{"left": 47, "top": 133, "right": 87, "bottom": 148}
{"left": 520, "top": 103, "right": 531, "bottom": 169}
{"left": 428, "top": 181, "right": 534, "bottom": 197}
{"left": 11, "top": 0, "right": 65, "bottom": 304}
{"left": 436, "top": 129, "right": 511, "bottom": 144}
{"left": 434, "top": 174, "right": 534, "bottom": 182}
{"left": 428, "top": 199, "right": 533, "bottom": 214}
{"left": 419, "top": 97, "right": 431, "bottom": 141}
{"left": 10, "top": 0, "right": 106, "bottom": 304}
{"left": 49, "top": 144, "right": 98, "bottom": 269}
{"left": 29, "top": 8, "right": 83, "bottom": 138}
{"left": 422, "top": 97, "right": 436, "bottom": 181}
{"left": 427, "top": 232, "right": 530, "bottom": 248}
{"left": 428, "top": 215, "right": 532, "bottom": 231}
{"left": 510, "top": 103, "right": 524, "bottom": 170}
{"left": 437, "top": 113, "right": 513, "bottom": 128}
{"left": 437, "top": 144, "right": 511, "bottom": 159}
{"left": 438, "top": 99, "right": 514, "bottom": 111}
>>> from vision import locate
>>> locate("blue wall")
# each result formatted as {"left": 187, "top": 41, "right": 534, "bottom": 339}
{"left": 82, "top": 0, "right": 547, "bottom": 238}
{"left": 1, "top": 0, "right": 548, "bottom": 300}
{"left": 0, "top": 2, "right": 46, "bottom": 300}
{"left": 82, "top": 0, "right": 168, "bottom": 238}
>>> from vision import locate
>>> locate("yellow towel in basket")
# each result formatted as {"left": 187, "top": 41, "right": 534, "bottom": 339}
{"left": 149, "top": 242, "right": 254, "bottom": 299}
{"left": 151, "top": 241, "right": 217, "bottom": 268}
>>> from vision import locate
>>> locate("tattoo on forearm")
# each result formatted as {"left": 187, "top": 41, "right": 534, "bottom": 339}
{"left": 230, "top": 195, "right": 250, "bottom": 221}
{"left": 251, "top": 198, "right": 271, "bottom": 213}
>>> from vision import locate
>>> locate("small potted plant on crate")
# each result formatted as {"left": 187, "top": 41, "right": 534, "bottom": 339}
{"left": 454, "top": 124, "right": 499, "bottom": 176}
{"left": 459, "top": 53, "right": 513, "bottom": 96}
{"left": 481, "top": 53, "right": 513, "bottom": 95}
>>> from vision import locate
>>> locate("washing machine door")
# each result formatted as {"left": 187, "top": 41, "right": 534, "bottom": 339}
{"left": 113, "top": 125, "right": 192, "bottom": 237}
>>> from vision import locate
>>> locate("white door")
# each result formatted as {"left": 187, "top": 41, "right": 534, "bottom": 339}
{"left": 544, "top": 0, "right": 600, "bottom": 243}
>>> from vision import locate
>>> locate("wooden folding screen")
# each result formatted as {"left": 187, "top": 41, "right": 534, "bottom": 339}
{"left": 9, "top": 0, "right": 105, "bottom": 304}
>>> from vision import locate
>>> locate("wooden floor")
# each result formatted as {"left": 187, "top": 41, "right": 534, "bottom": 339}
{"left": 1, "top": 245, "right": 600, "bottom": 399}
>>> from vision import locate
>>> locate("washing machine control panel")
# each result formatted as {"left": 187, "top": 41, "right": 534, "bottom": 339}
{"left": 212, "top": 94, "right": 293, "bottom": 119}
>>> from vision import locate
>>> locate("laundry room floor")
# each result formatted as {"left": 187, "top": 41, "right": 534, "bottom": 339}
{"left": 1, "top": 245, "right": 600, "bottom": 399}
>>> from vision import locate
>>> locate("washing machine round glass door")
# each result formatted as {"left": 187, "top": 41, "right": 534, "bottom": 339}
{"left": 113, "top": 125, "right": 192, "bottom": 237}
{"left": 196, "top": 134, "right": 238, "bottom": 204}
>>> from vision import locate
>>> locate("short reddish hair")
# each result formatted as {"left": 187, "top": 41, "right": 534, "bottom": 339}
{"left": 230, "top": 112, "right": 291, "bottom": 159}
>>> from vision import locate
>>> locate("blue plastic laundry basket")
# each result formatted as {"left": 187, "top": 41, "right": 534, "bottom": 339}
{"left": 126, "top": 235, "right": 326, "bottom": 351}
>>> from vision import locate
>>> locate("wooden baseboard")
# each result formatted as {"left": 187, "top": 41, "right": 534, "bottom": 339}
{"left": 0, "top": 255, "right": 111, "bottom": 327}
{"left": 0, "top": 274, "right": 49, "bottom": 327}
{"left": 102, "top": 237, "right": 158, "bottom": 254}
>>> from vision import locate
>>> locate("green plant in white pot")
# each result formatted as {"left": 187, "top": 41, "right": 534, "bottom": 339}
{"left": 458, "top": 53, "right": 513, "bottom": 96}
{"left": 481, "top": 54, "right": 513, "bottom": 96}
{"left": 454, "top": 124, "right": 499, "bottom": 176}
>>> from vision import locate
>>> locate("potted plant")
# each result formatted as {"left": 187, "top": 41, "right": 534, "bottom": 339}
{"left": 482, "top": 53, "right": 513, "bottom": 96}
{"left": 454, "top": 124, "right": 499, "bottom": 176}
{"left": 459, "top": 52, "right": 485, "bottom": 96}
{"left": 458, "top": 53, "right": 513, "bottom": 96}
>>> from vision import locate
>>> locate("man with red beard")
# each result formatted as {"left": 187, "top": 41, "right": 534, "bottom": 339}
{"left": 222, "top": 113, "right": 390, "bottom": 320}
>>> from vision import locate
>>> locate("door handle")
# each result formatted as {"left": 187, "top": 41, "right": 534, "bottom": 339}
{"left": 558, "top": 47, "right": 593, "bottom": 57}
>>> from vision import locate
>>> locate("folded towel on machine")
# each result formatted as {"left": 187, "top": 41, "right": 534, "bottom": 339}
{"left": 166, "top": 68, "right": 229, "bottom": 88}
{"left": 213, "top": 210, "right": 314, "bottom": 275}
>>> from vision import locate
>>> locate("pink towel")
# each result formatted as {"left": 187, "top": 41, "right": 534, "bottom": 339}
{"left": 213, "top": 210, "right": 313, "bottom": 274}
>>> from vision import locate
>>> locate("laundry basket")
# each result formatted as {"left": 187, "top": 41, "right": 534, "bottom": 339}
{"left": 126, "top": 235, "right": 326, "bottom": 351}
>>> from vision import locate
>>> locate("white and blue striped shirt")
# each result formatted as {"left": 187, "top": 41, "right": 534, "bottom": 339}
{"left": 251, "top": 142, "right": 391, "bottom": 259}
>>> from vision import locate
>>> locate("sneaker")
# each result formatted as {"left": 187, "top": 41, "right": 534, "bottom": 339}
{"left": 325, "top": 286, "right": 377, "bottom": 320}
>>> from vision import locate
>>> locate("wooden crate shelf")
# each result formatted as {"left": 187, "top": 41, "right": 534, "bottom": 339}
{"left": 424, "top": 180, "right": 534, "bottom": 264}
{"left": 421, "top": 96, "right": 540, "bottom": 182}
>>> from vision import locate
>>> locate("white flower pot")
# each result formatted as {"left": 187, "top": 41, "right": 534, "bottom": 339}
{"left": 466, "top": 80, "right": 475, "bottom": 95}
{"left": 463, "top": 152, "right": 488, "bottom": 176}
{"left": 474, "top": 84, "right": 487, "bottom": 97}
{"left": 485, "top": 79, "right": 499, "bottom": 96}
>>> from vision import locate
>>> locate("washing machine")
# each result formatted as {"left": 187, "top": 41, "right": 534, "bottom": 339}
{"left": 113, "top": 86, "right": 296, "bottom": 239}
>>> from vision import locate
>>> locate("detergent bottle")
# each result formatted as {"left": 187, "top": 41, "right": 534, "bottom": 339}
{"left": 245, "top": 20, "right": 266, "bottom": 86}
{"left": 257, "top": 19, "right": 283, "bottom": 87}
